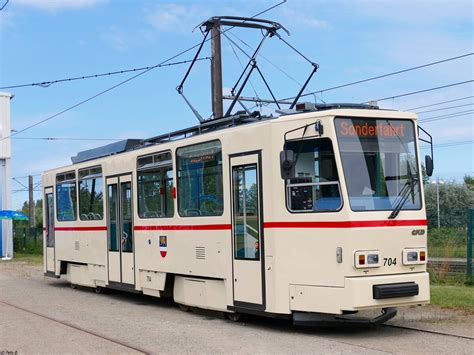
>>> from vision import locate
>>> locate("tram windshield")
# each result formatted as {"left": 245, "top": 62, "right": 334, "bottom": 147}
{"left": 335, "top": 117, "right": 421, "bottom": 212}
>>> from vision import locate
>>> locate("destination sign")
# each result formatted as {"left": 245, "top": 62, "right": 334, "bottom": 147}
{"left": 337, "top": 120, "right": 406, "bottom": 138}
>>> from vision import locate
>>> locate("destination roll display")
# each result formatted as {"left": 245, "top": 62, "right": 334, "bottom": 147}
{"left": 337, "top": 119, "right": 406, "bottom": 138}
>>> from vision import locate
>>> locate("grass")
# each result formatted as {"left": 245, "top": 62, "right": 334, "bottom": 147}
{"left": 430, "top": 284, "right": 474, "bottom": 313}
{"left": 10, "top": 253, "right": 43, "bottom": 264}
{"left": 428, "top": 227, "right": 467, "bottom": 258}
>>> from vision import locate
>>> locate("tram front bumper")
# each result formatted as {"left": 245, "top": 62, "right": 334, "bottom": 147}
{"left": 289, "top": 272, "right": 429, "bottom": 315}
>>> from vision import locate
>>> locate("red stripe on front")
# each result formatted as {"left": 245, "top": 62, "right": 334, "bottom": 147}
{"left": 264, "top": 219, "right": 427, "bottom": 229}
{"left": 134, "top": 224, "right": 232, "bottom": 231}
{"left": 55, "top": 226, "right": 107, "bottom": 231}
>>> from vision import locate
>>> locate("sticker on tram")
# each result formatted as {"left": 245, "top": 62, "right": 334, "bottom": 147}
{"left": 160, "top": 236, "right": 167, "bottom": 257}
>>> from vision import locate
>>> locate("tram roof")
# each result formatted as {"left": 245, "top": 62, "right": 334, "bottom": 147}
{"left": 70, "top": 103, "right": 380, "bottom": 165}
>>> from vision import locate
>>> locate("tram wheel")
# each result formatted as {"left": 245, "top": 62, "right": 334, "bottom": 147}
{"left": 225, "top": 312, "right": 244, "bottom": 322}
{"left": 178, "top": 304, "right": 191, "bottom": 312}
{"left": 94, "top": 286, "right": 106, "bottom": 294}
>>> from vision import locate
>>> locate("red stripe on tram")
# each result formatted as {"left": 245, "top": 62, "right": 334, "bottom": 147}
{"left": 263, "top": 219, "right": 427, "bottom": 229}
{"left": 55, "top": 226, "right": 108, "bottom": 232}
{"left": 134, "top": 224, "right": 232, "bottom": 231}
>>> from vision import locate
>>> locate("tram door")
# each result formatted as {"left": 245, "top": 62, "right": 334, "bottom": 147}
{"left": 44, "top": 188, "right": 55, "bottom": 273}
{"left": 230, "top": 152, "right": 264, "bottom": 307}
{"left": 106, "top": 175, "right": 135, "bottom": 286}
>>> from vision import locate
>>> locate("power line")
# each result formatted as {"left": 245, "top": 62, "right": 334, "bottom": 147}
{"left": 420, "top": 140, "right": 474, "bottom": 148}
{"left": 415, "top": 103, "right": 473, "bottom": 114}
{"left": 1, "top": 1, "right": 286, "bottom": 91}
{"left": 363, "top": 80, "right": 474, "bottom": 104}
{"left": 0, "top": 0, "right": 8, "bottom": 11}
{"left": 282, "top": 52, "right": 474, "bottom": 100}
{"left": 405, "top": 95, "right": 474, "bottom": 111}
{"left": 419, "top": 109, "right": 474, "bottom": 123}
{"left": 0, "top": 57, "right": 211, "bottom": 90}
{"left": 12, "top": 174, "right": 42, "bottom": 179}
{"left": 0, "top": 1, "right": 286, "bottom": 142}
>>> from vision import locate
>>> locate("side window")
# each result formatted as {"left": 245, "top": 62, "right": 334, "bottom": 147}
{"left": 137, "top": 151, "right": 174, "bottom": 218}
{"left": 177, "top": 140, "right": 223, "bottom": 217}
{"left": 56, "top": 171, "right": 77, "bottom": 221}
{"left": 78, "top": 166, "right": 104, "bottom": 220}
{"left": 285, "top": 138, "right": 342, "bottom": 212}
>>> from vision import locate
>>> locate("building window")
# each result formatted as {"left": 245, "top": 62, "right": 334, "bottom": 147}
{"left": 177, "top": 140, "right": 223, "bottom": 217}
{"left": 56, "top": 171, "right": 77, "bottom": 221}
{"left": 137, "top": 151, "right": 174, "bottom": 218}
{"left": 78, "top": 166, "right": 103, "bottom": 220}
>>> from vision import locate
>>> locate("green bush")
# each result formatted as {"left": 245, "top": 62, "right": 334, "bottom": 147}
{"left": 13, "top": 229, "right": 43, "bottom": 255}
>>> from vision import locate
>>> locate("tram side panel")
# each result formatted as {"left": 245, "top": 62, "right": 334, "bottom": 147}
{"left": 131, "top": 137, "right": 235, "bottom": 309}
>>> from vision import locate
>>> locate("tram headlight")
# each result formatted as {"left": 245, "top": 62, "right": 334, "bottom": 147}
{"left": 403, "top": 248, "right": 427, "bottom": 265}
{"left": 407, "top": 251, "right": 418, "bottom": 262}
{"left": 367, "top": 253, "right": 379, "bottom": 264}
{"left": 355, "top": 250, "right": 380, "bottom": 268}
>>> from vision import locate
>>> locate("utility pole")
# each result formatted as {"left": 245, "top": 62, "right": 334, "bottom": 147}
{"left": 210, "top": 20, "right": 223, "bottom": 119}
{"left": 28, "top": 175, "right": 36, "bottom": 240}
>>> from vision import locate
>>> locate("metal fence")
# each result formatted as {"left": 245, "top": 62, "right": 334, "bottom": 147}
{"left": 13, "top": 227, "right": 43, "bottom": 254}
{"left": 467, "top": 208, "right": 473, "bottom": 285}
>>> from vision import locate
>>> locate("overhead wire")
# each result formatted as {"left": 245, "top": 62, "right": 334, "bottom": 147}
{"left": 0, "top": 58, "right": 211, "bottom": 90}
{"left": 420, "top": 140, "right": 474, "bottom": 148}
{"left": 363, "top": 80, "right": 474, "bottom": 104}
{"left": 281, "top": 52, "right": 473, "bottom": 101}
{"left": 1, "top": 2, "right": 287, "bottom": 91}
{"left": 0, "top": 0, "right": 287, "bottom": 142}
{"left": 415, "top": 103, "right": 473, "bottom": 114}
{"left": 418, "top": 110, "right": 474, "bottom": 123}
{"left": 0, "top": 0, "right": 8, "bottom": 11}
{"left": 405, "top": 95, "right": 474, "bottom": 111}
{"left": 12, "top": 174, "right": 42, "bottom": 179}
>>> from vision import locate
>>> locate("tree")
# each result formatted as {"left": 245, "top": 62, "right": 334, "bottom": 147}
{"left": 17, "top": 199, "right": 43, "bottom": 229}
{"left": 464, "top": 175, "right": 474, "bottom": 191}
{"left": 424, "top": 180, "right": 474, "bottom": 228}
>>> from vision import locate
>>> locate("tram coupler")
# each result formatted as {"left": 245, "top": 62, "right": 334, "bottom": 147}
{"left": 293, "top": 307, "right": 398, "bottom": 327}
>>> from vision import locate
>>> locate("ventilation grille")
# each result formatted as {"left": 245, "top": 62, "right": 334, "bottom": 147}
{"left": 74, "top": 241, "right": 80, "bottom": 251}
{"left": 195, "top": 246, "right": 206, "bottom": 260}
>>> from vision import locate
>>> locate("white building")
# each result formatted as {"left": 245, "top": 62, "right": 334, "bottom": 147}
{"left": 0, "top": 92, "right": 12, "bottom": 258}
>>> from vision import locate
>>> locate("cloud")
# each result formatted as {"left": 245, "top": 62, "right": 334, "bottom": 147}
{"left": 101, "top": 26, "right": 129, "bottom": 51}
{"left": 278, "top": 1, "right": 331, "bottom": 31}
{"left": 15, "top": 0, "right": 108, "bottom": 12}
{"left": 145, "top": 3, "right": 211, "bottom": 33}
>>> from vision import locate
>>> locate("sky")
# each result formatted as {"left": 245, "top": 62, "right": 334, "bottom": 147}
{"left": 0, "top": 0, "right": 472, "bottom": 209}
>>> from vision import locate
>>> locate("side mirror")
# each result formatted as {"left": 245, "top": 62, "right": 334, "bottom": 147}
{"left": 425, "top": 155, "right": 434, "bottom": 177}
{"left": 280, "top": 150, "right": 295, "bottom": 179}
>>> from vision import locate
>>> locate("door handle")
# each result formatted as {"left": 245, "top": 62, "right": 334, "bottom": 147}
{"left": 121, "top": 232, "right": 128, "bottom": 246}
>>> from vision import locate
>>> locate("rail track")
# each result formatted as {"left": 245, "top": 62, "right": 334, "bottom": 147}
{"left": 382, "top": 323, "right": 474, "bottom": 340}
{"left": 0, "top": 300, "right": 150, "bottom": 354}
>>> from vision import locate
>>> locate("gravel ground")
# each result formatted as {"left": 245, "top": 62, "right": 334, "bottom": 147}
{"left": 0, "top": 261, "right": 473, "bottom": 354}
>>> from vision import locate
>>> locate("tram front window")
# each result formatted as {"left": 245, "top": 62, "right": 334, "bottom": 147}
{"left": 285, "top": 138, "right": 342, "bottom": 212}
{"left": 335, "top": 117, "right": 421, "bottom": 212}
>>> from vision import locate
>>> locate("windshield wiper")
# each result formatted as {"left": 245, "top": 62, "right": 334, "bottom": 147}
{"left": 388, "top": 163, "right": 418, "bottom": 219}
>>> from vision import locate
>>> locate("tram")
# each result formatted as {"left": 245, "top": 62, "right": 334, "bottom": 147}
{"left": 42, "top": 102, "right": 434, "bottom": 324}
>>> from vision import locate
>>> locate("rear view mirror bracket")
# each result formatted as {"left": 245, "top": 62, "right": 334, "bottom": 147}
{"left": 417, "top": 125, "right": 434, "bottom": 177}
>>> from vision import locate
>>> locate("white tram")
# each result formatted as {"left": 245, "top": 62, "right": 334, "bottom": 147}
{"left": 42, "top": 104, "right": 434, "bottom": 324}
